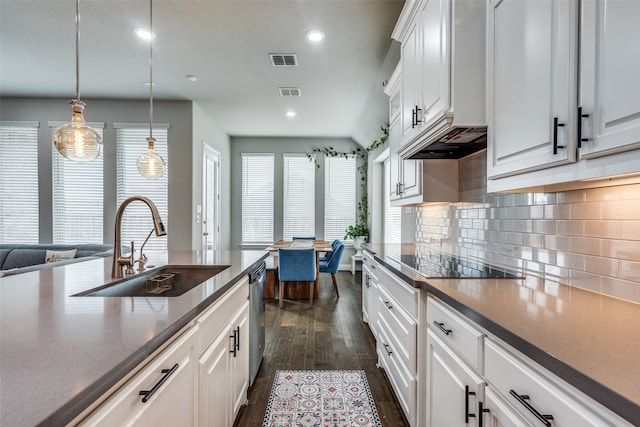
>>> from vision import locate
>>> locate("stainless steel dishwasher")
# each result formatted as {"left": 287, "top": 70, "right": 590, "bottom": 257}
{"left": 248, "top": 261, "right": 266, "bottom": 386}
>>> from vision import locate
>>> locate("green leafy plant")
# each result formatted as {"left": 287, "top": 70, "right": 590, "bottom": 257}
{"left": 308, "top": 125, "right": 388, "bottom": 240}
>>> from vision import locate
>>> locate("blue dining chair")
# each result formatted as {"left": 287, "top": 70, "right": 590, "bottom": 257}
{"left": 278, "top": 248, "right": 317, "bottom": 309}
{"left": 319, "top": 241, "right": 345, "bottom": 297}
{"left": 292, "top": 236, "right": 316, "bottom": 240}
{"left": 319, "top": 239, "right": 341, "bottom": 262}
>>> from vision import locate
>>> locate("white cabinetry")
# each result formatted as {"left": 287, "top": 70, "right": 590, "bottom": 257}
{"left": 424, "top": 295, "right": 632, "bottom": 427}
{"left": 578, "top": 0, "right": 640, "bottom": 160}
{"left": 361, "top": 251, "right": 379, "bottom": 337}
{"left": 392, "top": 0, "right": 486, "bottom": 156}
{"left": 487, "top": 0, "right": 640, "bottom": 192}
{"left": 375, "top": 264, "right": 420, "bottom": 426}
{"left": 487, "top": 0, "right": 578, "bottom": 179}
{"left": 78, "top": 277, "right": 250, "bottom": 427}
{"left": 78, "top": 326, "right": 199, "bottom": 427}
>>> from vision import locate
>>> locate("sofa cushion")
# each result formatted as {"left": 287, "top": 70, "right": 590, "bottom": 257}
{"left": 0, "top": 244, "right": 113, "bottom": 271}
{"left": 45, "top": 249, "right": 77, "bottom": 263}
{"left": 2, "top": 249, "right": 47, "bottom": 270}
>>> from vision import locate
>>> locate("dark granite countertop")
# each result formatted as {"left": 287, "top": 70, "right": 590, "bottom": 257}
{"left": 0, "top": 249, "right": 268, "bottom": 427}
{"left": 364, "top": 243, "right": 640, "bottom": 425}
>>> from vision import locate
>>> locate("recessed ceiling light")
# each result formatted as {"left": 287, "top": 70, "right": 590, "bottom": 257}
{"left": 135, "top": 28, "right": 156, "bottom": 40}
{"left": 143, "top": 82, "right": 156, "bottom": 86}
{"left": 186, "top": 75, "right": 198, "bottom": 82}
{"left": 286, "top": 111, "right": 297, "bottom": 118}
{"left": 306, "top": 29, "right": 325, "bottom": 42}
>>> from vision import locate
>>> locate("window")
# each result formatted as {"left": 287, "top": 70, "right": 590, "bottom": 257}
{"left": 50, "top": 121, "right": 104, "bottom": 244}
{"left": 0, "top": 122, "right": 39, "bottom": 243}
{"left": 242, "top": 153, "right": 274, "bottom": 244}
{"left": 283, "top": 153, "right": 315, "bottom": 240}
{"left": 384, "top": 158, "right": 401, "bottom": 244}
{"left": 324, "top": 156, "right": 356, "bottom": 241}
{"left": 115, "top": 124, "right": 169, "bottom": 251}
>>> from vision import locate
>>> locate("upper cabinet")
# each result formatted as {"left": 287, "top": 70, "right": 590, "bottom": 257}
{"left": 392, "top": 0, "right": 487, "bottom": 160}
{"left": 487, "top": 0, "right": 640, "bottom": 192}
{"left": 486, "top": 0, "right": 578, "bottom": 179}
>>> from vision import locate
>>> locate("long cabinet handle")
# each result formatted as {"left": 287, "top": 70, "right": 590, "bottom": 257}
{"left": 577, "top": 106, "right": 590, "bottom": 148}
{"left": 553, "top": 117, "right": 565, "bottom": 154}
{"left": 478, "top": 401, "right": 490, "bottom": 427}
{"left": 383, "top": 301, "right": 393, "bottom": 310}
{"left": 465, "top": 385, "right": 476, "bottom": 423}
{"left": 139, "top": 363, "right": 179, "bottom": 403}
{"left": 230, "top": 326, "right": 240, "bottom": 357}
{"left": 433, "top": 321, "right": 452, "bottom": 336}
{"left": 509, "top": 390, "right": 554, "bottom": 426}
{"left": 383, "top": 343, "right": 393, "bottom": 356}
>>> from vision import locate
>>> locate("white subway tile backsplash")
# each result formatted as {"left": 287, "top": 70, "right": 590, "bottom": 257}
{"left": 414, "top": 154, "right": 640, "bottom": 303}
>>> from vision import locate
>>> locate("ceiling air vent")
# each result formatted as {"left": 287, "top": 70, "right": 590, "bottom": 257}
{"left": 279, "top": 87, "right": 302, "bottom": 97}
{"left": 269, "top": 53, "right": 298, "bottom": 67}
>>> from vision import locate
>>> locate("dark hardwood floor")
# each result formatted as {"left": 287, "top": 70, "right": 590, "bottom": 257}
{"left": 235, "top": 271, "right": 409, "bottom": 426}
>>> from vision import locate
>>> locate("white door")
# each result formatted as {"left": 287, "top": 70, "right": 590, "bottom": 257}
{"left": 579, "top": 0, "right": 640, "bottom": 159}
{"left": 487, "top": 0, "right": 578, "bottom": 179}
{"left": 202, "top": 143, "right": 220, "bottom": 251}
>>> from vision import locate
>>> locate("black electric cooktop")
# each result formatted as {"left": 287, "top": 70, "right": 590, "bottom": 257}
{"left": 392, "top": 254, "right": 521, "bottom": 279}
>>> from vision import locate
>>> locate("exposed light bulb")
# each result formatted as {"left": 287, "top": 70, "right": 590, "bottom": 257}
{"left": 286, "top": 111, "right": 297, "bottom": 118}
{"left": 137, "top": 137, "right": 165, "bottom": 179}
{"left": 53, "top": 100, "right": 102, "bottom": 161}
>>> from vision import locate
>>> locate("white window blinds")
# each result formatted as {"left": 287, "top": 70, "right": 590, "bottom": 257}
{"left": 384, "top": 158, "right": 401, "bottom": 244}
{"left": 283, "top": 154, "right": 316, "bottom": 240}
{"left": 115, "top": 124, "right": 169, "bottom": 251}
{"left": 242, "top": 153, "right": 274, "bottom": 244}
{"left": 0, "top": 122, "right": 39, "bottom": 243}
{"left": 50, "top": 121, "right": 104, "bottom": 244}
{"left": 324, "top": 156, "right": 356, "bottom": 241}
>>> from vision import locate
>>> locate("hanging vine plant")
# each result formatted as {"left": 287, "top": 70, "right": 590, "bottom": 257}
{"left": 307, "top": 124, "right": 389, "bottom": 240}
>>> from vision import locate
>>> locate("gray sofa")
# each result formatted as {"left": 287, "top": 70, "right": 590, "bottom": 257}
{"left": 0, "top": 244, "right": 114, "bottom": 277}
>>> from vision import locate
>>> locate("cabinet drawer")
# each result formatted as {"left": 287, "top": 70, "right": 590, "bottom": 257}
{"left": 362, "top": 253, "right": 379, "bottom": 281}
{"left": 198, "top": 277, "right": 249, "bottom": 353}
{"left": 485, "top": 338, "right": 622, "bottom": 427}
{"left": 427, "top": 296, "right": 483, "bottom": 372}
{"left": 377, "top": 285, "right": 417, "bottom": 375}
{"left": 376, "top": 323, "right": 416, "bottom": 424}
{"left": 80, "top": 326, "right": 198, "bottom": 426}
{"left": 377, "top": 264, "right": 419, "bottom": 318}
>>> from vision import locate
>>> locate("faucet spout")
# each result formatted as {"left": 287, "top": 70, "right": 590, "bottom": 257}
{"left": 112, "top": 195, "right": 167, "bottom": 278}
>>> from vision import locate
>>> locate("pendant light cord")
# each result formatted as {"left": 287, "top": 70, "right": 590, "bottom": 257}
{"left": 149, "top": 0, "right": 154, "bottom": 140}
{"left": 75, "top": 0, "right": 81, "bottom": 101}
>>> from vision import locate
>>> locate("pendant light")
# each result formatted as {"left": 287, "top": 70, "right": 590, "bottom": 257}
{"left": 53, "top": 0, "right": 102, "bottom": 162}
{"left": 137, "top": 0, "right": 166, "bottom": 179}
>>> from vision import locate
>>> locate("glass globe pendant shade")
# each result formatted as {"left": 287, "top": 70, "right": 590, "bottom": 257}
{"left": 137, "top": 137, "right": 165, "bottom": 179}
{"left": 53, "top": 100, "right": 102, "bottom": 161}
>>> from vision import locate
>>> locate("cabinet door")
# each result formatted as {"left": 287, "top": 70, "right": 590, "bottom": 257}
{"left": 81, "top": 327, "right": 198, "bottom": 427}
{"left": 579, "top": 0, "right": 640, "bottom": 159}
{"left": 487, "top": 0, "right": 578, "bottom": 179}
{"left": 400, "top": 14, "right": 422, "bottom": 145}
{"left": 229, "top": 301, "right": 250, "bottom": 420}
{"left": 199, "top": 328, "right": 231, "bottom": 427}
{"left": 426, "top": 329, "right": 484, "bottom": 427}
{"left": 419, "top": 0, "right": 450, "bottom": 131}
{"left": 481, "top": 387, "right": 529, "bottom": 427}
{"left": 362, "top": 265, "right": 371, "bottom": 323}
{"left": 389, "top": 117, "right": 403, "bottom": 202}
{"left": 400, "top": 156, "right": 421, "bottom": 200}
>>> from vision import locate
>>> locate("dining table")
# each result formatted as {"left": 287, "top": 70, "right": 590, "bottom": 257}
{"left": 265, "top": 239, "right": 333, "bottom": 299}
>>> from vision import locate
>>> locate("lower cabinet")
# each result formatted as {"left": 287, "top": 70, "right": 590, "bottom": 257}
{"left": 198, "top": 299, "right": 250, "bottom": 426}
{"left": 78, "top": 326, "right": 199, "bottom": 427}
{"left": 77, "top": 277, "right": 250, "bottom": 427}
{"left": 425, "top": 329, "right": 484, "bottom": 427}
{"left": 481, "top": 387, "right": 529, "bottom": 427}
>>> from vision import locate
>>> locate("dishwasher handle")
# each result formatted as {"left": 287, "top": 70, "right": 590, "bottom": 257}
{"left": 249, "top": 261, "right": 266, "bottom": 283}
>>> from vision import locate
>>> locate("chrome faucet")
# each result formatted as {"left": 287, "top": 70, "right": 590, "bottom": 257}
{"left": 112, "top": 195, "right": 167, "bottom": 278}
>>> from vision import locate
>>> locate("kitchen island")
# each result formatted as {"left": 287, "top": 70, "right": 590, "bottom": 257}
{"left": 0, "top": 249, "right": 268, "bottom": 427}
{"left": 364, "top": 243, "right": 640, "bottom": 426}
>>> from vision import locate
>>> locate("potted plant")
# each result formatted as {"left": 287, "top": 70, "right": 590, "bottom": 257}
{"left": 344, "top": 222, "right": 369, "bottom": 256}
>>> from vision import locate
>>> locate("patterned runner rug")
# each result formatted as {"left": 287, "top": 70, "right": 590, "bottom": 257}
{"left": 262, "top": 370, "right": 383, "bottom": 427}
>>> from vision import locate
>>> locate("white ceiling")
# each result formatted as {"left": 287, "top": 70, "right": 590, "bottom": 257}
{"left": 0, "top": 0, "right": 403, "bottom": 146}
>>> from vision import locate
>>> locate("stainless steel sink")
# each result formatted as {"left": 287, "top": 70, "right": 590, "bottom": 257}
{"left": 73, "top": 265, "right": 230, "bottom": 297}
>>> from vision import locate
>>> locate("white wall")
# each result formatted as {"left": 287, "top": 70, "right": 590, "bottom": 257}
{"left": 0, "top": 97, "right": 194, "bottom": 249}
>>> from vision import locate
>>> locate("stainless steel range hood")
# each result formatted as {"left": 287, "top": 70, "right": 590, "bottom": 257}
{"left": 399, "top": 126, "right": 487, "bottom": 160}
